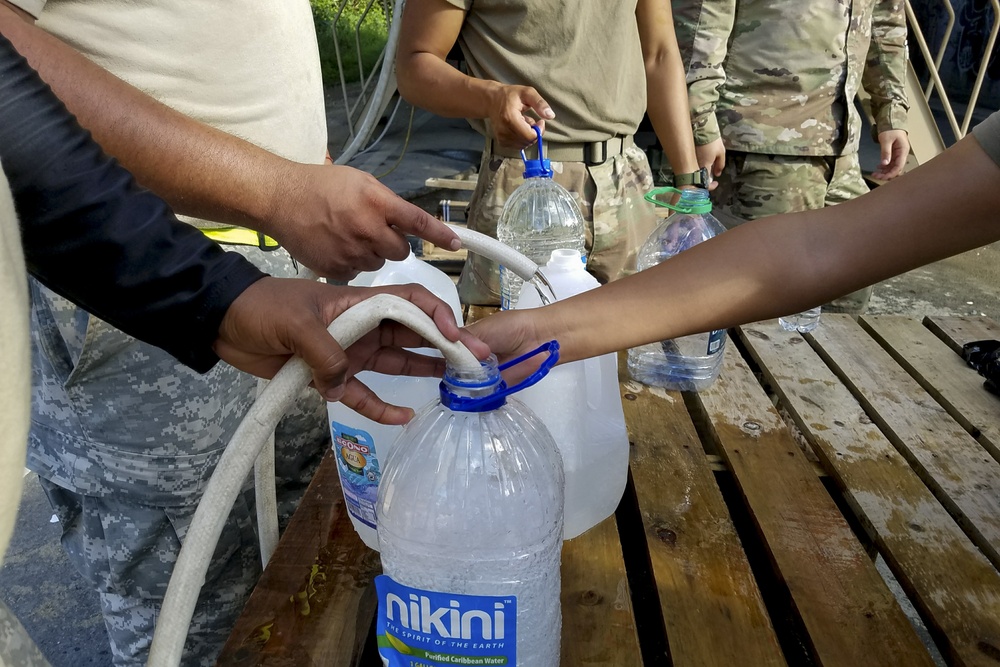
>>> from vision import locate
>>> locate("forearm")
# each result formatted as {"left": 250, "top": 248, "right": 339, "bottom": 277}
{"left": 397, "top": 51, "right": 501, "bottom": 121}
{"left": 864, "top": 0, "right": 909, "bottom": 133}
{"left": 541, "top": 135, "right": 1000, "bottom": 362}
{"left": 0, "top": 6, "right": 296, "bottom": 234}
{"left": 0, "top": 34, "right": 264, "bottom": 371}
{"left": 645, "top": 55, "right": 699, "bottom": 173}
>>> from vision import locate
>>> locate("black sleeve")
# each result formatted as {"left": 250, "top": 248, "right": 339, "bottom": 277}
{"left": 0, "top": 33, "right": 266, "bottom": 372}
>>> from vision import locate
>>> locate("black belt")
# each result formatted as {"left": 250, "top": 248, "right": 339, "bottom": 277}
{"left": 486, "top": 135, "right": 634, "bottom": 165}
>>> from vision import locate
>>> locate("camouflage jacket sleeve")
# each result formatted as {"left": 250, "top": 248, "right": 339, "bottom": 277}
{"left": 675, "top": 0, "right": 737, "bottom": 146}
{"left": 863, "top": 0, "right": 909, "bottom": 135}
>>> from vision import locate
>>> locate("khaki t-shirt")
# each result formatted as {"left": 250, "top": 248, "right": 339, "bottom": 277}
{"left": 443, "top": 0, "right": 646, "bottom": 144}
{"left": 11, "top": 0, "right": 327, "bottom": 230}
{"left": 0, "top": 165, "right": 30, "bottom": 573}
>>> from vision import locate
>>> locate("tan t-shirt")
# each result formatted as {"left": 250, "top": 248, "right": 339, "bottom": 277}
{"left": 12, "top": 0, "right": 328, "bottom": 229}
{"left": 443, "top": 0, "right": 646, "bottom": 144}
{"left": 0, "top": 165, "right": 30, "bottom": 572}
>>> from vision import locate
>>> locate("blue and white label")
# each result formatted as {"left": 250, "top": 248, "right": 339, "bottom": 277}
{"left": 707, "top": 329, "right": 726, "bottom": 355}
{"left": 376, "top": 575, "right": 517, "bottom": 666}
{"left": 330, "top": 421, "right": 380, "bottom": 528}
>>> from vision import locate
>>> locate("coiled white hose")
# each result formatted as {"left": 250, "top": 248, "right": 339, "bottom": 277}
{"left": 147, "top": 294, "right": 481, "bottom": 667}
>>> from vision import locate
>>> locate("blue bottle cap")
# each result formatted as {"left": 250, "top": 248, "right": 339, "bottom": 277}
{"left": 440, "top": 341, "right": 561, "bottom": 412}
{"left": 521, "top": 125, "right": 554, "bottom": 179}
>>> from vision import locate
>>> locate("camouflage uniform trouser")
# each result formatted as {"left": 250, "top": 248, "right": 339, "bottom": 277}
{"left": 27, "top": 245, "right": 329, "bottom": 667}
{"left": 711, "top": 151, "right": 873, "bottom": 314}
{"left": 0, "top": 600, "right": 50, "bottom": 667}
{"left": 458, "top": 143, "right": 661, "bottom": 305}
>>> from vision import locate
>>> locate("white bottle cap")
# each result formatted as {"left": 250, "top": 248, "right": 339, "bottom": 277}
{"left": 546, "top": 249, "right": 584, "bottom": 272}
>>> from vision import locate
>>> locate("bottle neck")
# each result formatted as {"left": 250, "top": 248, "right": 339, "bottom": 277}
{"left": 677, "top": 188, "right": 712, "bottom": 214}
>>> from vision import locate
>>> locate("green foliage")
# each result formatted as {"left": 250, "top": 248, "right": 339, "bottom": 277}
{"left": 311, "top": 0, "right": 391, "bottom": 86}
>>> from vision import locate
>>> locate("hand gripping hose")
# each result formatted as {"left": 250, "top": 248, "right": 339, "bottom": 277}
{"left": 147, "top": 294, "right": 481, "bottom": 667}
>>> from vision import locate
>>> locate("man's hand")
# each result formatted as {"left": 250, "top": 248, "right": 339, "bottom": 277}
{"left": 270, "top": 164, "right": 462, "bottom": 281}
{"left": 695, "top": 138, "right": 726, "bottom": 191}
{"left": 465, "top": 308, "right": 551, "bottom": 383}
{"left": 487, "top": 83, "right": 555, "bottom": 150}
{"left": 214, "top": 278, "right": 491, "bottom": 423}
{"left": 871, "top": 129, "right": 910, "bottom": 181}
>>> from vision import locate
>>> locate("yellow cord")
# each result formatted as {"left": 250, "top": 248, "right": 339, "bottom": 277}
{"left": 375, "top": 104, "right": 416, "bottom": 180}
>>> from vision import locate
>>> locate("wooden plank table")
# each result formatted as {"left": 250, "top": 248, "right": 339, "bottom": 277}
{"left": 217, "top": 314, "right": 1000, "bottom": 667}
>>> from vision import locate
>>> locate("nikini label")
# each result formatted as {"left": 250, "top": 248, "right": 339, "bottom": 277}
{"left": 376, "top": 575, "right": 516, "bottom": 666}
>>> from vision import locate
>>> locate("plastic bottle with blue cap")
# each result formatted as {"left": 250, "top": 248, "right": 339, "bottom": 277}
{"left": 376, "top": 343, "right": 564, "bottom": 667}
{"left": 497, "top": 126, "right": 586, "bottom": 310}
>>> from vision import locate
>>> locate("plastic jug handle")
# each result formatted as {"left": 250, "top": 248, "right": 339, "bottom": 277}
{"left": 644, "top": 186, "right": 711, "bottom": 214}
{"left": 441, "top": 341, "right": 561, "bottom": 412}
{"left": 520, "top": 125, "right": 545, "bottom": 162}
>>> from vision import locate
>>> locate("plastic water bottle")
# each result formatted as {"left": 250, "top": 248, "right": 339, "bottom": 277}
{"left": 779, "top": 307, "right": 821, "bottom": 333}
{"left": 376, "top": 344, "right": 564, "bottom": 667}
{"left": 515, "top": 249, "right": 629, "bottom": 539}
{"left": 497, "top": 126, "right": 585, "bottom": 311}
{"left": 327, "top": 251, "right": 463, "bottom": 551}
{"left": 627, "top": 188, "right": 728, "bottom": 391}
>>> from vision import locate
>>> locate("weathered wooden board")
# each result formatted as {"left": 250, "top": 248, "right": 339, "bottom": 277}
{"left": 621, "top": 371, "right": 785, "bottom": 666}
{"left": 861, "top": 315, "right": 1000, "bottom": 463}
{"left": 809, "top": 315, "right": 1000, "bottom": 569}
{"left": 561, "top": 517, "right": 643, "bottom": 665}
{"left": 923, "top": 315, "right": 1000, "bottom": 355}
{"left": 695, "top": 343, "right": 935, "bottom": 667}
{"left": 216, "top": 452, "right": 380, "bottom": 667}
{"left": 740, "top": 321, "right": 1000, "bottom": 667}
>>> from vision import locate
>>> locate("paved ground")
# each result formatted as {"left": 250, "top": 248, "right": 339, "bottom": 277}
{"left": 3, "top": 95, "right": 997, "bottom": 665}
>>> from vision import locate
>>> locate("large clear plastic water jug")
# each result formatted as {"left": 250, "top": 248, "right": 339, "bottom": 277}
{"left": 327, "top": 251, "right": 463, "bottom": 550}
{"left": 515, "top": 249, "right": 629, "bottom": 539}
{"left": 376, "top": 344, "right": 564, "bottom": 667}
{"left": 627, "top": 188, "right": 728, "bottom": 391}
{"left": 497, "top": 126, "right": 585, "bottom": 311}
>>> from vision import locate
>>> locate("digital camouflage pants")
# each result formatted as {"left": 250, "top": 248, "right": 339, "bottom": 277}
{"left": 27, "top": 244, "right": 329, "bottom": 667}
{"left": 711, "top": 151, "right": 873, "bottom": 314}
{"left": 458, "top": 144, "right": 661, "bottom": 306}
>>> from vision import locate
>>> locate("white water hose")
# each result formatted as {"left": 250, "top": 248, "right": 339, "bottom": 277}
{"left": 448, "top": 224, "right": 557, "bottom": 303}
{"left": 148, "top": 294, "right": 481, "bottom": 667}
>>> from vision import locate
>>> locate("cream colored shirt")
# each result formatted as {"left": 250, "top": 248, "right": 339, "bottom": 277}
{"left": 12, "top": 0, "right": 328, "bottom": 229}
{"left": 443, "top": 0, "right": 647, "bottom": 144}
{"left": 0, "top": 164, "right": 30, "bottom": 572}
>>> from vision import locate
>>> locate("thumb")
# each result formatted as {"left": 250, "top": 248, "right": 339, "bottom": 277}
{"left": 521, "top": 87, "right": 555, "bottom": 120}
{"left": 880, "top": 139, "right": 893, "bottom": 166}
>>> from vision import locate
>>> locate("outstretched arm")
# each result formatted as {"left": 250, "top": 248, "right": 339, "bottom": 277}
{"left": 395, "top": 0, "right": 554, "bottom": 150}
{"left": 471, "top": 126, "right": 1000, "bottom": 364}
{"left": 0, "top": 3, "right": 460, "bottom": 279}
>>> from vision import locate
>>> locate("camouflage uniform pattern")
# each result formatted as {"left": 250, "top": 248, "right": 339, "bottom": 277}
{"left": 680, "top": 0, "right": 909, "bottom": 155}
{"left": 712, "top": 151, "right": 873, "bottom": 313}
{"left": 673, "top": 0, "right": 908, "bottom": 315}
{"left": 0, "top": 601, "right": 50, "bottom": 667}
{"left": 458, "top": 144, "right": 661, "bottom": 305}
{"left": 27, "top": 245, "right": 328, "bottom": 666}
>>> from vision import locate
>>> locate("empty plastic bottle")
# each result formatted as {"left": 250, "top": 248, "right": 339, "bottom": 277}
{"left": 627, "top": 188, "right": 728, "bottom": 391}
{"left": 376, "top": 345, "right": 564, "bottom": 667}
{"left": 497, "top": 126, "right": 585, "bottom": 311}
{"left": 327, "top": 251, "right": 463, "bottom": 551}
{"left": 515, "top": 249, "right": 629, "bottom": 539}
{"left": 779, "top": 306, "right": 822, "bottom": 333}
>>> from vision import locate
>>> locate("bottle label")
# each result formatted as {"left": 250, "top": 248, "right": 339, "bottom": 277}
{"left": 706, "top": 329, "right": 725, "bottom": 355}
{"left": 375, "top": 575, "right": 517, "bottom": 666}
{"left": 330, "top": 421, "right": 380, "bottom": 529}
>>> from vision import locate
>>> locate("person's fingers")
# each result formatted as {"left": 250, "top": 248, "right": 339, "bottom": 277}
{"left": 285, "top": 308, "right": 352, "bottom": 401}
{"left": 880, "top": 139, "right": 893, "bottom": 167}
{"left": 339, "top": 377, "right": 416, "bottom": 425}
{"left": 384, "top": 193, "right": 462, "bottom": 251}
